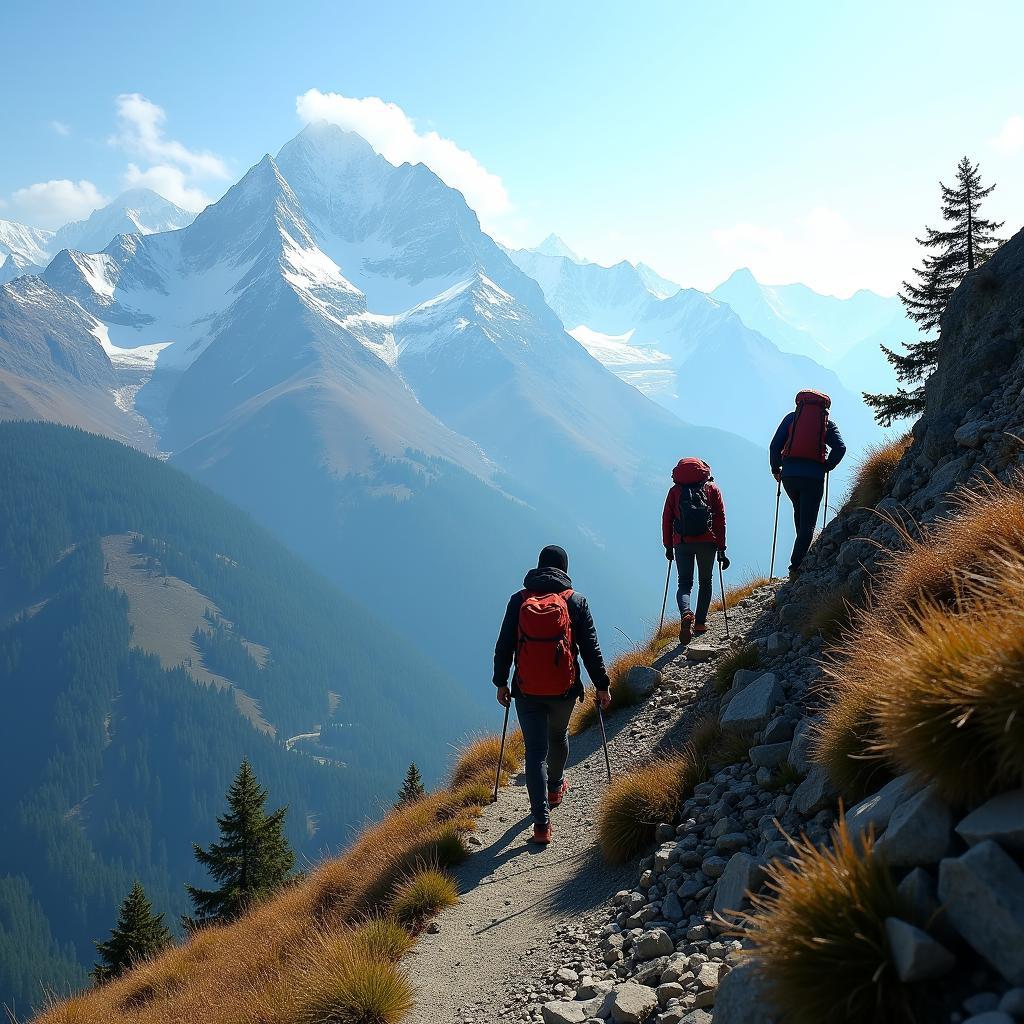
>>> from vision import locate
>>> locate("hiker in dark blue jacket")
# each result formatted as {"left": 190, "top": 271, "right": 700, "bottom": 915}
{"left": 770, "top": 391, "right": 847, "bottom": 576}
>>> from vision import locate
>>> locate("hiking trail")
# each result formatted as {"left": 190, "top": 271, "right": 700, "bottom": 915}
{"left": 408, "top": 595, "right": 772, "bottom": 1023}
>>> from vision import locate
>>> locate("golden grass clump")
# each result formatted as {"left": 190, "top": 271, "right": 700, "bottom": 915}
{"left": 846, "top": 433, "right": 913, "bottom": 509}
{"left": 449, "top": 730, "right": 525, "bottom": 790}
{"left": 598, "top": 751, "right": 699, "bottom": 863}
{"left": 713, "top": 642, "right": 762, "bottom": 694}
{"left": 711, "top": 575, "right": 773, "bottom": 613}
{"left": 801, "top": 586, "right": 853, "bottom": 643}
{"left": 741, "top": 816, "right": 919, "bottom": 1024}
{"left": 872, "top": 473, "right": 1024, "bottom": 621}
{"left": 291, "top": 934, "right": 414, "bottom": 1024}
{"left": 349, "top": 918, "right": 415, "bottom": 963}
{"left": 389, "top": 868, "right": 459, "bottom": 929}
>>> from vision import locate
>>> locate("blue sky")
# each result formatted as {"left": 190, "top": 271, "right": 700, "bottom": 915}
{"left": 2, "top": 0, "right": 1022, "bottom": 296}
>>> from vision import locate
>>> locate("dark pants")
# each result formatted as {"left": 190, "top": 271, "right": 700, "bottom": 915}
{"left": 514, "top": 694, "right": 575, "bottom": 828}
{"left": 674, "top": 541, "right": 717, "bottom": 624}
{"left": 783, "top": 476, "right": 825, "bottom": 571}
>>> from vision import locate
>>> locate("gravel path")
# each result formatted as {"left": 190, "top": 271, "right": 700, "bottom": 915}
{"left": 408, "top": 597, "right": 771, "bottom": 1023}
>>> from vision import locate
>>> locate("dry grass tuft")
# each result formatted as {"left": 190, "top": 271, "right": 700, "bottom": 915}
{"left": 449, "top": 730, "right": 525, "bottom": 790}
{"left": 349, "top": 918, "right": 415, "bottom": 963}
{"left": 389, "top": 868, "right": 459, "bottom": 930}
{"left": 713, "top": 643, "right": 762, "bottom": 694}
{"left": 846, "top": 434, "right": 913, "bottom": 509}
{"left": 598, "top": 751, "right": 700, "bottom": 863}
{"left": 801, "top": 586, "right": 854, "bottom": 643}
{"left": 711, "top": 575, "right": 773, "bottom": 614}
{"left": 872, "top": 472, "right": 1024, "bottom": 622}
{"left": 741, "top": 815, "right": 921, "bottom": 1024}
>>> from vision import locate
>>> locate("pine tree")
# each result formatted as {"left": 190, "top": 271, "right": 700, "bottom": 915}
{"left": 865, "top": 157, "right": 1003, "bottom": 425}
{"left": 395, "top": 762, "right": 426, "bottom": 806}
{"left": 185, "top": 759, "right": 294, "bottom": 925}
{"left": 92, "top": 882, "right": 172, "bottom": 983}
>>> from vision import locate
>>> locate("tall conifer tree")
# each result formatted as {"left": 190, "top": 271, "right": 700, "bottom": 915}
{"left": 396, "top": 762, "right": 426, "bottom": 806}
{"left": 866, "top": 157, "right": 1003, "bottom": 425}
{"left": 92, "top": 882, "right": 172, "bottom": 983}
{"left": 185, "top": 759, "right": 294, "bottom": 925}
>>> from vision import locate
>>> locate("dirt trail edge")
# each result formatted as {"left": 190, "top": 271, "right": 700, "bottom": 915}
{"left": 408, "top": 598, "right": 768, "bottom": 1024}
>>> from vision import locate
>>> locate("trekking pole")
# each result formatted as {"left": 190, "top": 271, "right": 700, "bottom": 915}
{"left": 769, "top": 478, "right": 782, "bottom": 578}
{"left": 597, "top": 700, "right": 612, "bottom": 783}
{"left": 718, "top": 560, "right": 731, "bottom": 639}
{"left": 491, "top": 701, "right": 510, "bottom": 803}
{"left": 822, "top": 472, "right": 830, "bottom": 530}
{"left": 658, "top": 560, "right": 672, "bottom": 636}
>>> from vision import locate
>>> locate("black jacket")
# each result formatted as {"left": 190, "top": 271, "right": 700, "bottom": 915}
{"left": 493, "top": 567, "right": 611, "bottom": 699}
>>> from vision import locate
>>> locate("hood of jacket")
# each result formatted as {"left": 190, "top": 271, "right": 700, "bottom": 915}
{"left": 672, "top": 457, "right": 712, "bottom": 486}
{"left": 523, "top": 566, "right": 573, "bottom": 594}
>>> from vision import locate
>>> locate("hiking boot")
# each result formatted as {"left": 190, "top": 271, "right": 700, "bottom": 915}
{"left": 530, "top": 824, "right": 552, "bottom": 845}
{"left": 693, "top": 622, "right": 709, "bottom": 637}
{"left": 548, "top": 779, "right": 568, "bottom": 808}
{"left": 679, "top": 612, "right": 694, "bottom": 645}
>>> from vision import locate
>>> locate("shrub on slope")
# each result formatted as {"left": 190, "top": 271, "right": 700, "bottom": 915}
{"left": 846, "top": 434, "right": 913, "bottom": 510}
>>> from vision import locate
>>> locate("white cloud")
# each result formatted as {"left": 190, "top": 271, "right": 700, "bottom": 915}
{"left": 111, "top": 94, "right": 230, "bottom": 180}
{"left": 710, "top": 206, "right": 914, "bottom": 297}
{"left": 122, "top": 164, "right": 211, "bottom": 212}
{"left": 9, "top": 179, "right": 109, "bottom": 229}
{"left": 991, "top": 115, "right": 1024, "bottom": 153}
{"left": 295, "top": 88, "right": 510, "bottom": 223}
{"left": 49, "top": 120, "right": 71, "bottom": 137}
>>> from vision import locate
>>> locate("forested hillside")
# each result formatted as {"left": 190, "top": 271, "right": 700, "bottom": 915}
{"left": 0, "top": 421, "right": 483, "bottom": 1013}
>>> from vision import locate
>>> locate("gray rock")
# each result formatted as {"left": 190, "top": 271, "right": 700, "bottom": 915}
{"left": 721, "top": 674, "right": 783, "bottom": 733}
{"left": 763, "top": 717, "right": 794, "bottom": 743}
{"left": 635, "top": 929, "right": 675, "bottom": 961}
{"left": 701, "top": 856, "right": 728, "bottom": 879}
{"left": 625, "top": 665, "right": 663, "bottom": 697}
{"left": 875, "top": 784, "right": 953, "bottom": 867}
{"left": 662, "top": 892, "right": 684, "bottom": 922}
{"left": 680, "top": 1012, "right": 712, "bottom": 1024}
{"left": 714, "top": 852, "right": 766, "bottom": 918}
{"left": 896, "top": 867, "right": 943, "bottom": 930}
{"left": 954, "top": 419, "right": 993, "bottom": 448}
{"left": 748, "top": 741, "right": 791, "bottom": 768}
{"left": 686, "top": 644, "right": 721, "bottom": 663}
{"left": 714, "top": 964, "right": 779, "bottom": 1024}
{"left": 732, "top": 668, "right": 763, "bottom": 692}
{"left": 657, "top": 981, "right": 685, "bottom": 1006}
{"left": 787, "top": 718, "right": 815, "bottom": 774}
{"left": 884, "top": 917, "right": 956, "bottom": 981}
{"left": 939, "top": 840, "right": 1024, "bottom": 983}
{"left": 542, "top": 1001, "right": 589, "bottom": 1024}
{"left": 998, "top": 988, "right": 1024, "bottom": 1016}
{"left": 965, "top": 995, "right": 1002, "bottom": 1015}
{"left": 791, "top": 765, "right": 836, "bottom": 816}
{"left": 957, "top": 790, "right": 1024, "bottom": 853}
{"left": 765, "top": 632, "right": 789, "bottom": 657}
{"left": 847, "top": 772, "right": 924, "bottom": 841}
{"left": 609, "top": 982, "right": 659, "bottom": 1023}
{"left": 962, "top": 1014, "right": 1014, "bottom": 1024}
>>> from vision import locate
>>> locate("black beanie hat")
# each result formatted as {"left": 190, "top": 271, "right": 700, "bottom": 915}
{"left": 538, "top": 545, "right": 569, "bottom": 572}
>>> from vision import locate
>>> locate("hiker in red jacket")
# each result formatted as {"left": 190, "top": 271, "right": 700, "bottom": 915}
{"left": 662, "top": 458, "right": 728, "bottom": 644}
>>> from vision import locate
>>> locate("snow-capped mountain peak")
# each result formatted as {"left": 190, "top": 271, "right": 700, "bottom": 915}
{"left": 533, "top": 234, "right": 584, "bottom": 263}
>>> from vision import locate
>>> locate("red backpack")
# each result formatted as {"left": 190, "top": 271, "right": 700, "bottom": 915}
{"left": 516, "top": 590, "right": 575, "bottom": 697}
{"left": 783, "top": 390, "right": 831, "bottom": 463}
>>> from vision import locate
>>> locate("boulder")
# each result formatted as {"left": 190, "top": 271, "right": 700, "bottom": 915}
{"left": 763, "top": 717, "right": 794, "bottom": 743}
{"left": 884, "top": 917, "right": 956, "bottom": 981}
{"left": 875, "top": 784, "right": 953, "bottom": 867}
{"left": 939, "top": 840, "right": 1024, "bottom": 983}
{"left": 635, "top": 928, "right": 674, "bottom": 961}
{"left": 609, "top": 982, "right": 659, "bottom": 1023}
{"left": 896, "top": 867, "right": 943, "bottom": 931}
{"left": 542, "top": 1001, "right": 589, "bottom": 1024}
{"left": 657, "top": 981, "right": 685, "bottom": 1006}
{"left": 957, "top": 790, "right": 1024, "bottom": 853}
{"left": 787, "top": 717, "right": 815, "bottom": 773}
{"left": 713, "top": 852, "right": 766, "bottom": 918}
{"left": 791, "top": 765, "right": 837, "bottom": 816}
{"left": 847, "top": 772, "right": 923, "bottom": 842}
{"left": 749, "top": 741, "right": 792, "bottom": 768}
{"left": 765, "top": 632, "right": 789, "bottom": 656}
{"left": 686, "top": 644, "right": 720, "bottom": 663}
{"left": 714, "top": 964, "right": 780, "bottom": 1024}
{"left": 954, "top": 419, "right": 993, "bottom": 448}
{"left": 625, "top": 665, "right": 662, "bottom": 697}
{"left": 732, "top": 668, "right": 763, "bottom": 692}
{"left": 721, "top": 674, "right": 783, "bottom": 732}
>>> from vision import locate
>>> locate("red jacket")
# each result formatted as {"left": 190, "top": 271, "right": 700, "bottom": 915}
{"left": 662, "top": 458, "right": 727, "bottom": 549}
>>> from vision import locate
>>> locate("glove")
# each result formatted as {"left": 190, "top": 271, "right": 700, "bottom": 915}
{"left": 665, "top": 547, "right": 674, "bottom": 561}
{"left": 717, "top": 550, "right": 731, "bottom": 570}
{"left": 772, "top": 469, "right": 782, "bottom": 483}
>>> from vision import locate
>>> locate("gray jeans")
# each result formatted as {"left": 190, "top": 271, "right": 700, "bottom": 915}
{"left": 674, "top": 541, "right": 717, "bottom": 624}
{"left": 514, "top": 694, "right": 576, "bottom": 827}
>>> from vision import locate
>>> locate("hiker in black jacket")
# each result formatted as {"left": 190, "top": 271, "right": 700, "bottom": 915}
{"left": 493, "top": 545, "right": 611, "bottom": 845}
{"left": 769, "top": 391, "right": 847, "bottom": 576}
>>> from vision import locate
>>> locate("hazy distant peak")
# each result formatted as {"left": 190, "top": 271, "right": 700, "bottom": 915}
{"left": 533, "top": 234, "right": 584, "bottom": 262}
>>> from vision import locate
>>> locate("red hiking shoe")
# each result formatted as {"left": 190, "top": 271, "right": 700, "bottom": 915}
{"left": 679, "top": 612, "right": 694, "bottom": 645}
{"left": 693, "top": 622, "right": 709, "bottom": 637}
{"left": 548, "top": 780, "right": 568, "bottom": 808}
{"left": 530, "top": 824, "right": 552, "bottom": 845}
